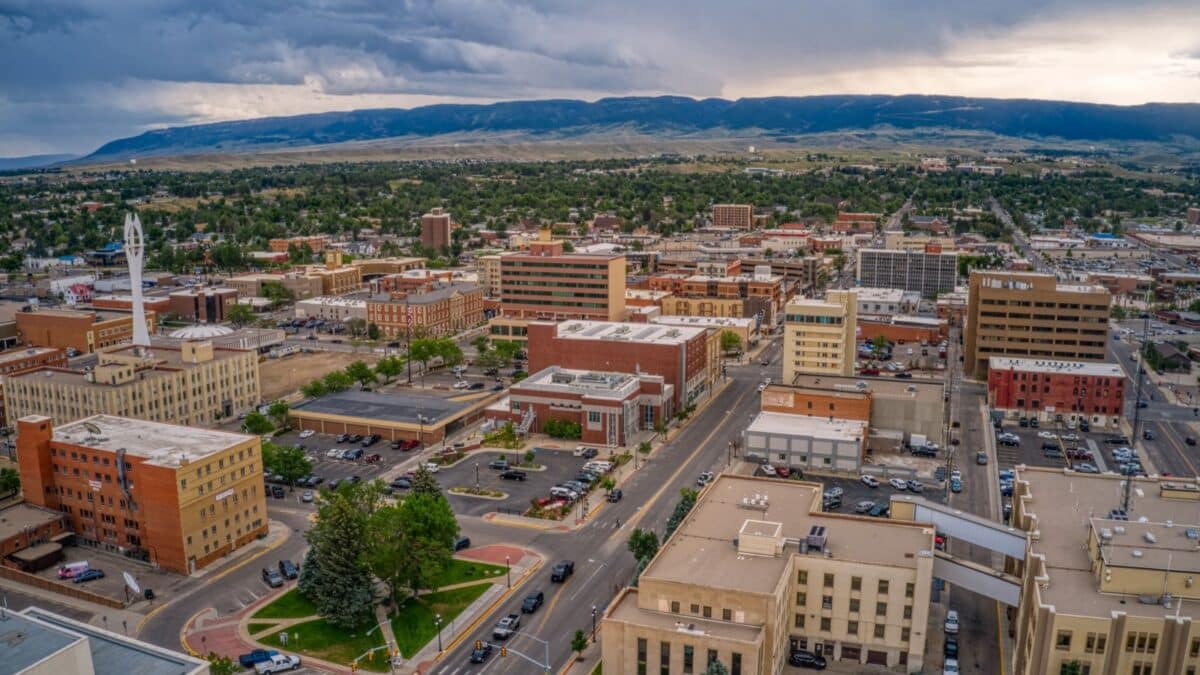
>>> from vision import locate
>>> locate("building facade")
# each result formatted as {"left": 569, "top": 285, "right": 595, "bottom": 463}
{"left": 0, "top": 347, "right": 68, "bottom": 422}
{"left": 499, "top": 230, "right": 626, "bottom": 321}
{"left": 16, "top": 414, "right": 268, "bottom": 575}
{"left": 366, "top": 282, "right": 484, "bottom": 338}
{"left": 648, "top": 273, "right": 784, "bottom": 323}
{"left": 783, "top": 290, "right": 857, "bottom": 383}
{"left": 601, "top": 474, "right": 935, "bottom": 674}
{"left": 224, "top": 272, "right": 324, "bottom": 300}
{"left": 987, "top": 357, "right": 1125, "bottom": 428}
{"left": 294, "top": 296, "right": 367, "bottom": 322}
{"left": 15, "top": 308, "right": 158, "bottom": 354}
{"left": 4, "top": 341, "right": 260, "bottom": 427}
{"left": 855, "top": 248, "right": 959, "bottom": 297}
{"left": 964, "top": 271, "right": 1111, "bottom": 377}
{"left": 167, "top": 287, "right": 238, "bottom": 323}
{"left": 477, "top": 254, "right": 502, "bottom": 297}
{"left": 268, "top": 234, "right": 329, "bottom": 253}
{"left": 712, "top": 204, "right": 754, "bottom": 229}
{"left": 420, "top": 207, "right": 453, "bottom": 251}
{"left": 743, "top": 411, "right": 868, "bottom": 474}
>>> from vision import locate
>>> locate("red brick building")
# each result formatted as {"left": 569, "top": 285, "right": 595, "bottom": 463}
{"left": 486, "top": 366, "right": 672, "bottom": 446}
{"left": 987, "top": 357, "right": 1126, "bottom": 428}
{"left": 420, "top": 208, "right": 453, "bottom": 251}
{"left": 526, "top": 320, "right": 715, "bottom": 408}
{"left": 167, "top": 287, "right": 239, "bottom": 323}
{"left": 367, "top": 282, "right": 484, "bottom": 338}
{"left": 832, "top": 211, "right": 880, "bottom": 234}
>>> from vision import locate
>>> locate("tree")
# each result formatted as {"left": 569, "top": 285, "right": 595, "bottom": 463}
{"left": 705, "top": 661, "right": 730, "bottom": 675}
{"left": 301, "top": 481, "right": 380, "bottom": 628}
{"left": 261, "top": 442, "right": 313, "bottom": 486}
{"left": 301, "top": 379, "right": 329, "bottom": 398}
{"left": 872, "top": 334, "right": 889, "bottom": 354}
{"left": 627, "top": 528, "right": 659, "bottom": 563}
{"left": 227, "top": 303, "right": 255, "bottom": 326}
{"left": 266, "top": 400, "right": 289, "bottom": 427}
{"left": 471, "top": 335, "right": 490, "bottom": 353}
{"left": 492, "top": 340, "right": 521, "bottom": 365}
{"left": 600, "top": 476, "right": 616, "bottom": 493}
{"left": 260, "top": 281, "right": 295, "bottom": 309}
{"left": 475, "top": 350, "right": 506, "bottom": 370}
{"left": 719, "top": 330, "right": 742, "bottom": 354}
{"left": 1061, "top": 660, "right": 1082, "bottom": 675}
{"left": 206, "top": 653, "right": 239, "bottom": 675}
{"left": 345, "top": 360, "right": 377, "bottom": 388}
{"left": 409, "top": 465, "right": 441, "bottom": 496}
{"left": 322, "top": 370, "right": 354, "bottom": 392}
{"left": 375, "top": 355, "right": 405, "bottom": 382}
{"left": 0, "top": 467, "right": 19, "bottom": 496}
{"left": 399, "top": 491, "right": 459, "bottom": 593}
{"left": 367, "top": 322, "right": 381, "bottom": 341}
{"left": 242, "top": 412, "right": 273, "bottom": 435}
{"left": 345, "top": 317, "right": 367, "bottom": 337}
{"left": 571, "top": 629, "right": 589, "bottom": 659}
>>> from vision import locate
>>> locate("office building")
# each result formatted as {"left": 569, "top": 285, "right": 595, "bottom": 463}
{"left": 167, "top": 287, "right": 238, "bottom": 323}
{"left": 0, "top": 347, "right": 68, "bottom": 422}
{"left": 833, "top": 211, "right": 881, "bottom": 234}
{"left": 224, "top": 272, "right": 324, "bottom": 301}
{"left": 527, "top": 320, "right": 715, "bottom": 408}
{"left": 268, "top": 234, "right": 329, "bottom": 253}
{"left": 498, "top": 228, "right": 626, "bottom": 321}
{"left": 4, "top": 340, "right": 260, "bottom": 427}
{"left": 294, "top": 296, "right": 367, "bottom": 322}
{"left": 853, "top": 288, "right": 921, "bottom": 320}
{"left": 987, "top": 357, "right": 1126, "bottom": 428}
{"left": 1, "top": 606, "right": 208, "bottom": 675}
{"left": 303, "top": 252, "right": 363, "bottom": 295}
{"left": 1009, "top": 468, "right": 1200, "bottom": 675}
{"left": 601, "top": 474, "right": 935, "bottom": 673}
{"left": 783, "top": 290, "right": 857, "bottom": 382}
{"left": 486, "top": 366, "right": 672, "bottom": 446}
{"left": 477, "top": 254, "right": 502, "bottom": 297}
{"left": 648, "top": 272, "right": 785, "bottom": 323}
{"left": 17, "top": 414, "right": 268, "bottom": 574}
{"left": 964, "top": 271, "right": 1110, "bottom": 377}
{"left": 421, "top": 207, "right": 453, "bottom": 251}
{"left": 366, "top": 281, "right": 484, "bottom": 338}
{"left": 856, "top": 248, "right": 959, "bottom": 297}
{"left": 743, "top": 411, "right": 867, "bottom": 473}
{"left": 712, "top": 204, "right": 754, "bottom": 229}
{"left": 15, "top": 308, "right": 157, "bottom": 355}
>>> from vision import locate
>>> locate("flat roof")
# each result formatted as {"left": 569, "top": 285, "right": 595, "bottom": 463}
{"left": 746, "top": 411, "right": 866, "bottom": 441}
{"left": 0, "top": 503, "right": 62, "bottom": 542}
{"left": 17, "top": 607, "right": 207, "bottom": 675}
{"left": 0, "top": 346, "right": 59, "bottom": 365}
{"left": 51, "top": 414, "right": 251, "bottom": 467}
{"left": 546, "top": 320, "right": 706, "bottom": 345}
{"left": 0, "top": 609, "right": 84, "bottom": 674}
{"left": 292, "top": 390, "right": 470, "bottom": 426}
{"left": 784, "top": 376, "right": 943, "bottom": 400}
{"left": 989, "top": 357, "right": 1125, "bottom": 378}
{"left": 853, "top": 287, "right": 913, "bottom": 302}
{"left": 515, "top": 367, "right": 644, "bottom": 400}
{"left": 296, "top": 296, "right": 366, "bottom": 307}
{"left": 642, "top": 474, "right": 933, "bottom": 594}
{"left": 652, "top": 315, "right": 754, "bottom": 329}
{"left": 606, "top": 589, "right": 763, "bottom": 644}
{"left": 11, "top": 343, "right": 250, "bottom": 387}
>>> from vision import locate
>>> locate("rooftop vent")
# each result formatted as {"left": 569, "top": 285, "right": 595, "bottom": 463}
{"left": 806, "top": 525, "right": 828, "bottom": 553}
{"left": 1131, "top": 550, "right": 1144, "bottom": 558}
{"left": 1099, "top": 528, "right": 1113, "bottom": 541}
{"left": 1143, "top": 531, "right": 1157, "bottom": 544}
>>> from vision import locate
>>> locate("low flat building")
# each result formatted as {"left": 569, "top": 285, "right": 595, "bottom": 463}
{"left": 857, "top": 315, "right": 946, "bottom": 345}
{"left": 350, "top": 256, "right": 427, "bottom": 278}
{"left": 92, "top": 294, "right": 172, "bottom": 314}
{"left": 601, "top": 474, "right": 935, "bottom": 673}
{"left": 294, "top": 296, "right": 367, "bottom": 322}
{"left": 1010, "top": 468, "right": 1200, "bottom": 675}
{"left": 224, "top": 272, "right": 324, "bottom": 300}
{"left": 17, "top": 414, "right": 268, "bottom": 574}
{"left": 487, "top": 366, "right": 672, "bottom": 446}
{"left": 1, "top": 606, "right": 207, "bottom": 675}
{"left": 853, "top": 287, "right": 921, "bottom": 320}
{"left": 651, "top": 315, "right": 760, "bottom": 351}
{"left": 15, "top": 308, "right": 157, "bottom": 354}
{"left": 290, "top": 389, "right": 497, "bottom": 445}
{"left": 785, "top": 377, "right": 945, "bottom": 447}
{"left": 0, "top": 503, "right": 67, "bottom": 570}
{"left": 4, "top": 340, "right": 260, "bottom": 427}
{"left": 743, "top": 411, "right": 868, "bottom": 473}
{"left": 988, "top": 357, "right": 1126, "bottom": 428}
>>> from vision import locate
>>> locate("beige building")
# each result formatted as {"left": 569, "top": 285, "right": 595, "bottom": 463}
{"left": 477, "top": 254, "right": 502, "bottom": 298}
{"left": 602, "top": 474, "right": 935, "bottom": 673}
{"left": 225, "top": 272, "right": 323, "bottom": 300}
{"left": 964, "top": 271, "right": 1111, "bottom": 377}
{"left": 349, "top": 256, "right": 426, "bottom": 277}
{"left": 1009, "top": 468, "right": 1200, "bottom": 675}
{"left": 783, "top": 290, "right": 857, "bottom": 383}
{"left": 4, "top": 340, "right": 260, "bottom": 427}
{"left": 712, "top": 204, "right": 755, "bottom": 229}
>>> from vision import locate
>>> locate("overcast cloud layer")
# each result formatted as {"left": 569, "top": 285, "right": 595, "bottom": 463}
{"left": 2, "top": 0, "right": 1199, "bottom": 156}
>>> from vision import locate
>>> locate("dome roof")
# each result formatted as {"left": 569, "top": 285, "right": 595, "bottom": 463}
{"left": 168, "top": 324, "right": 235, "bottom": 339}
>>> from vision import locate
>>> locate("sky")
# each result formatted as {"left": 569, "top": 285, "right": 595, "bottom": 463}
{"left": 2, "top": 0, "right": 1199, "bottom": 156}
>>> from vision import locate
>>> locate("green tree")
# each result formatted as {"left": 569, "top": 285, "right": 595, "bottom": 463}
{"left": 266, "top": 400, "right": 289, "bottom": 427}
{"left": 475, "top": 350, "right": 506, "bottom": 370}
{"left": 1060, "top": 660, "right": 1082, "bottom": 675}
{"left": 261, "top": 442, "right": 313, "bottom": 486}
{"left": 242, "top": 411, "right": 274, "bottom": 435}
{"left": 0, "top": 467, "right": 20, "bottom": 496}
{"left": 571, "top": 629, "right": 589, "bottom": 659}
{"left": 374, "top": 355, "right": 404, "bottom": 382}
{"left": 492, "top": 340, "right": 521, "bottom": 365}
{"left": 345, "top": 317, "right": 367, "bottom": 337}
{"left": 1111, "top": 305, "right": 1128, "bottom": 319}
{"left": 345, "top": 360, "right": 378, "bottom": 388}
{"left": 627, "top": 528, "right": 659, "bottom": 563}
{"left": 301, "top": 379, "right": 329, "bottom": 398}
{"left": 367, "top": 322, "right": 381, "bottom": 341}
{"left": 705, "top": 660, "right": 730, "bottom": 675}
{"left": 600, "top": 476, "right": 616, "bottom": 493}
{"left": 206, "top": 653, "right": 239, "bottom": 675}
{"left": 260, "top": 281, "right": 295, "bottom": 309}
{"left": 471, "top": 335, "right": 490, "bottom": 353}
{"left": 719, "top": 330, "right": 742, "bottom": 354}
{"left": 300, "top": 481, "right": 380, "bottom": 628}
{"left": 322, "top": 370, "right": 354, "bottom": 392}
{"left": 396, "top": 490, "right": 459, "bottom": 594}
{"left": 410, "top": 465, "right": 441, "bottom": 496}
{"left": 872, "top": 334, "right": 889, "bottom": 354}
{"left": 226, "top": 303, "right": 255, "bottom": 326}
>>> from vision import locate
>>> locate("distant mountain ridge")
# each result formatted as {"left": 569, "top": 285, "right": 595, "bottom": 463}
{"left": 85, "top": 95, "right": 1200, "bottom": 161}
{"left": 0, "top": 153, "right": 79, "bottom": 170}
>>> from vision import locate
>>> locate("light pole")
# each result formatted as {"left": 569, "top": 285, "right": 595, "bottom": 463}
{"left": 435, "top": 614, "right": 443, "bottom": 652}
{"left": 505, "top": 555, "right": 511, "bottom": 588}
{"left": 591, "top": 605, "right": 598, "bottom": 641}
{"left": 418, "top": 414, "right": 428, "bottom": 452}
{"left": 475, "top": 462, "right": 480, "bottom": 489}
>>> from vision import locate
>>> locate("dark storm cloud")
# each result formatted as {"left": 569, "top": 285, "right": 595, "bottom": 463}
{"left": 0, "top": 0, "right": 1190, "bottom": 154}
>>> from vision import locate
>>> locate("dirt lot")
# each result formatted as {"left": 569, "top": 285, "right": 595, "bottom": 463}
{"left": 259, "top": 351, "right": 377, "bottom": 400}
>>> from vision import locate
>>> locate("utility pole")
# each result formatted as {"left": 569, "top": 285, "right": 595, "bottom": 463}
{"left": 405, "top": 296, "right": 413, "bottom": 384}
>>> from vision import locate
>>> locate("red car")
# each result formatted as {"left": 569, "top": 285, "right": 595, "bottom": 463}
{"left": 775, "top": 466, "right": 791, "bottom": 478}
{"left": 859, "top": 368, "right": 880, "bottom": 376}
{"left": 364, "top": 453, "right": 382, "bottom": 464}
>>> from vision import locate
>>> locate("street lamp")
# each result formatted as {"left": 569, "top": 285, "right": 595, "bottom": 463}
{"left": 505, "top": 555, "right": 511, "bottom": 588}
{"left": 417, "top": 414, "right": 429, "bottom": 452}
{"left": 475, "top": 462, "right": 480, "bottom": 489}
{"left": 435, "top": 614, "right": 443, "bottom": 652}
{"left": 591, "top": 605, "right": 598, "bottom": 641}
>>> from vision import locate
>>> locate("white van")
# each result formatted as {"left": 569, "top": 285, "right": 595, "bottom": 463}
{"left": 57, "top": 561, "right": 90, "bottom": 579}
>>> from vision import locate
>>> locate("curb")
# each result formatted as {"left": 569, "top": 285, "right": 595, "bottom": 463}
{"left": 431, "top": 554, "right": 544, "bottom": 663}
{"left": 178, "top": 608, "right": 209, "bottom": 657}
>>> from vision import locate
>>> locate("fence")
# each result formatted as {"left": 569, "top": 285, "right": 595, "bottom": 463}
{"left": 0, "top": 563, "right": 126, "bottom": 609}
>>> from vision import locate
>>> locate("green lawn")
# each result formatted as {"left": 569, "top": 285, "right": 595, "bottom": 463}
{"left": 428, "top": 558, "right": 508, "bottom": 589}
{"left": 251, "top": 588, "right": 318, "bottom": 619}
{"left": 391, "top": 584, "right": 491, "bottom": 657}
{"left": 261, "top": 617, "right": 389, "bottom": 672}
{"left": 246, "top": 622, "right": 277, "bottom": 635}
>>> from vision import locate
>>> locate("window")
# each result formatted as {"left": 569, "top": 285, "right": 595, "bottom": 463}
{"left": 796, "top": 592, "right": 807, "bottom": 606}
{"left": 1056, "top": 631, "right": 1072, "bottom": 650}
{"left": 690, "top": 603, "right": 699, "bottom": 615}
{"left": 903, "top": 605, "right": 912, "bottom": 620}
{"left": 589, "top": 411, "right": 602, "bottom": 424}
{"left": 1085, "top": 633, "right": 1106, "bottom": 654}
{"left": 1191, "top": 638, "right": 1200, "bottom": 657}
{"left": 822, "top": 595, "right": 833, "bottom": 610}
{"left": 722, "top": 609, "right": 731, "bottom": 621}
{"left": 1132, "top": 663, "right": 1152, "bottom": 675}
{"left": 1146, "top": 635, "right": 1157, "bottom": 654}
{"left": 874, "top": 624, "right": 886, "bottom": 639}
{"left": 707, "top": 650, "right": 718, "bottom": 668}
{"left": 731, "top": 653, "right": 741, "bottom": 675}
{"left": 905, "top": 582, "right": 914, "bottom": 598}
{"left": 683, "top": 645, "right": 694, "bottom": 674}
{"left": 661, "top": 642, "right": 671, "bottom": 675}
{"left": 824, "top": 573, "right": 834, "bottom": 588}
{"left": 876, "top": 602, "right": 887, "bottom": 617}
{"left": 702, "top": 606, "right": 711, "bottom": 619}
{"left": 820, "top": 617, "right": 831, "bottom": 632}
{"left": 794, "top": 614, "right": 805, "bottom": 628}
{"left": 849, "top": 598, "right": 860, "bottom": 613}
{"left": 671, "top": 601, "right": 680, "bottom": 613}
{"left": 901, "top": 627, "right": 910, "bottom": 642}
{"left": 851, "top": 576, "right": 862, "bottom": 591}
{"left": 847, "top": 621, "right": 859, "bottom": 635}
{"left": 797, "top": 570, "right": 808, "bottom": 585}
{"left": 637, "top": 638, "right": 647, "bottom": 675}
{"left": 877, "top": 579, "right": 889, "bottom": 594}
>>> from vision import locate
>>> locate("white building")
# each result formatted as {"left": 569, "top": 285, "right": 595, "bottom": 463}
{"left": 853, "top": 287, "right": 921, "bottom": 320}
{"left": 742, "top": 410, "right": 867, "bottom": 473}
{"left": 294, "top": 296, "right": 367, "bottom": 322}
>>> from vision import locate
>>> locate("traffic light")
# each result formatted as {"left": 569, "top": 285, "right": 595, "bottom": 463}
{"left": 350, "top": 663, "right": 358, "bottom": 673}
{"left": 475, "top": 640, "right": 483, "bottom": 650}
{"left": 500, "top": 646, "right": 507, "bottom": 657}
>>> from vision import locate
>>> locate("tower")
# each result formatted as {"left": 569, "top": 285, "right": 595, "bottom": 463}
{"left": 124, "top": 212, "right": 151, "bottom": 347}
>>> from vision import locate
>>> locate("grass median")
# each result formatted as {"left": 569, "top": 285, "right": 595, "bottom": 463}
{"left": 391, "top": 583, "right": 492, "bottom": 657}
{"left": 261, "top": 617, "right": 389, "bottom": 672}
{"left": 251, "top": 588, "right": 318, "bottom": 619}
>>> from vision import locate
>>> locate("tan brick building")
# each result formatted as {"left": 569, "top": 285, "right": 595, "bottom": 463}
{"left": 302, "top": 251, "right": 362, "bottom": 295}
{"left": 17, "top": 414, "right": 267, "bottom": 575}
{"left": 964, "top": 271, "right": 1111, "bottom": 377}
{"left": 367, "top": 282, "right": 484, "bottom": 338}
{"left": 224, "top": 272, "right": 324, "bottom": 301}
{"left": 0, "top": 346, "right": 68, "bottom": 422}
{"left": 783, "top": 290, "right": 857, "bottom": 382}
{"left": 15, "top": 308, "right": 157, "bottom": 354}
{"left": 268, "top": 234, "right": 329, "bottom": 253}
{"left": 477, "top": 254, "right": 502, "bottom": 298}
{"left": 498, "top": 229, "right": 626, "bottom": 321}
{"left": 712, "top": 204, "right": 754, "bottom": 229}
{"left": 420, "top": 207, "right": 453, "bottom": 251}
{"left": 602, "top": 474, "right": 935, "bottom": 673}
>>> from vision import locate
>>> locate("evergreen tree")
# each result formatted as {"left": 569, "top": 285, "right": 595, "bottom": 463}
{"left": 303, "top": 484, "right": 376, "bottom": 628}
{"left": 410, "top": 465, "right": 441, "bottom": 496}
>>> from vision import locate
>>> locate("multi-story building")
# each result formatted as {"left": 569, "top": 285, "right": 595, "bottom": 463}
{"left": 987, "top": 357, "right": 1126, "bottom": 428}
{"left": 712, "top": 204, "right": 754, "bottom": 229}
{"left": 783, "top": 290, "right": 857, "bottom": 382}
{"left": 498, "top": 228, "right": 626, "bottom": 321}
{"left": 421, "top": 207, "right": 453, "bottom": 251}
{"left": 268, "top": 234, "right": 329, "bottom": 253}
{"left": 167, "top": 287, "right": 238, "bottom": 323}
{"left": 855, "top": 248, "right": 959, "bottom": 298}
{"left": 833, "top": 211, "right": 880, "bottom": 234}
{"left": 486, "top": 366, "right": 672, "bottom": 446}
{"left": 1009, "top": 468, "right": 1200, "bottom": 675}
{"left": 16, "top": 414, "right": 268, "bottom": 575}
{"left": 366, "top": 282, "right": 484, "bottom": 338}
{"left": 370, "top": 269, "right": 455, "bottom": 295}
{"left": 477, "top": 254, "right": 502, "bottom": 297}
{"left": 648, "top": 272, "right": 785, "bottom": 323}
{"left": 3, "top": 340, "right": 260, "bottom": 427}
{"left": 302, "top": 252, "right": 363, "bottom": 295}
{"left": 652, "top": 316, "right": 759, "bottom": 352}
{"left": 349, "top": 256, "right": 427, "bottom": 278}
{"left": 527, "top": 320, "right": 715, "bottom": 408}
{"left": 224, "top": 272, "right": 324, "bottom": 300}
{"left": 853, "top": 287, "right": 921, "bottom": 320}
{"left": 294, "top": 296, "right": 367, "bottom": 322}
{"left": 964, "top": 271, "right": 1111, "bottom": 377}
{"left": 15, "top": 308, "right": 157, "bottom": 354}
{"left": 601, "top": 474, "right": 935, "bottom": 673}
{"left": 92, "top": 294, "right": 173, "bottom": 315}
{"left": 0, "top": 346, "right": 68, "bottom": 422}
{"left": 1188, "top": 206, "right": 1200, "bottom": 226}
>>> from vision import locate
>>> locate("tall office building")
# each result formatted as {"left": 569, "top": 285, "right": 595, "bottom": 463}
{"left": 783, "top": 290, "right": 857, "bottom": 383}
{"left": 498, "top": 228, "right": 626, "bottom": 321}
{"left": 964, "top": 271, "right": 1110, "bottom": 378}
{"left": 421, "top": 207, "right": 453, "bottom": 251}
{"left": 855, "top": 248, "right": 958, "bottom": 297}
{"left": 712, "top": 204, "right": 755, "bottom": 229}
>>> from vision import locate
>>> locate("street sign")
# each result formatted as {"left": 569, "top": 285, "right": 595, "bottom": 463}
{"left": 123, "top": 571, "right": 140, "bottom": 594}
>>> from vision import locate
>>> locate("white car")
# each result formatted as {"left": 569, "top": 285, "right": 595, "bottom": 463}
{"left": 424, "top": 462, "right": 440, "bottom": 474}
{"left": 944, "top": 609, "right": 960, "bottom": 634}
{"left": 572, "top": 445, "right": 592, "bottom": 457}
{"left": 298, "top": 430, "right": 315, "bottom": 439}
{"left": 325, "top": 448, "right": 342, "bottom": 459}
{"left": 860, "top": 475, "right": 880, "bottom": 488}
{"left": 452, "top": 380, "right": 470, "bottom": 390}
{"left": 943, "top": 658, "right": 959, "bottom": 675}
{"left": 949, "top": 469, "right": 962, "bottom": 482}
{"left": 757, "top": 383, "right": 767, "bottom": 392}
{"left": 889, "top": 478, "right": 908, "bottom": 491}
{"left": 1037, "top": 431, "right": 1056, "bottom": 439}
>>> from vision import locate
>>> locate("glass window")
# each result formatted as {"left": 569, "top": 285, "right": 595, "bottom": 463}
{"left": 683, "top": 645, "right": 694, "bottom": 674}
{"left": 661, "top": 642, "right": 671, "bottom": 675}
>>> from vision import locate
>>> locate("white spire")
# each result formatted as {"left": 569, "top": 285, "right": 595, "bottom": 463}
{"left": 124, "top": 212, "right": 151, "bottom": 347}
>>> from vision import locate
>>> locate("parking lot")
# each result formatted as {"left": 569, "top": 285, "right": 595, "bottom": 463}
{"left": 993, "top": 421, "right": 1129, "bottom": 473}
{"left": 35, "top": 544, "right": 191, "bottom": 605}
{"left": 269, "top": 429, "right": 426, "bottom": 493}
{"left": 438, "top": 446, "right": 620, "bottom": 518}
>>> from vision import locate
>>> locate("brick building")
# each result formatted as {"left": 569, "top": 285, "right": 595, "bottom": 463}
{"left": 224, "top": 272, "right": 324, "bottom": 300}
{"left": 369, "top": 269, "right": 455, "bottom": 295}
{"left": 832, "top": 211, "right": 880, "bottom": 234}
{"left": 527, "top": 320, "right": 715, "bottom": 408}
{"left": 0, "top": 346, "right": 68, "bottom": 422}
{"left": 421, "top": 207, "right": 453, "bottom": 251}
{"left": 0, "top": 503, "right": 67, "bottom": 565}
{"left": 711, "top": 204, "right": 754, "bottom": 229}
{"left": 92, "top": 294, "right": 173, "bottom": 315}
{"left": 366, "top": 282, "right": 484, "bottom": 338}
{"left": 167, "top": 287, "right": 238, "bottom": 323}
{"left": 498, "top": 229, "right": 626, "bottom": 321}
{"left": 16, "top": 414, "right": 268, "bottom": 575}
{"left": 268, "top": 234, "right": 329, "bottom": 253}
{"left": 15, "top": 308, "right": 157, "bottom": 354}
{"left": 486, "top": 366, "right": 672, "bottom": 446}
{"left": 647, "top": 272, "right": 784, "bottom": 323}
{"left": 986, "top": 357, "right": 1125, "bottom": 428}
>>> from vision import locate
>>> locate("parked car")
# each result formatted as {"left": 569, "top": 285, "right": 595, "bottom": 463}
{"left": 344, "top": 448, "right": 364, "bottom": 460}
{"left": 73, "top": 569, "right": 105, "bottom": 584}
{"left": 944, "top": 609, "right": 960, "bottom": 634}
{"left": 270, "top": 485, "right": 285, "bottom": 499}
{"left": 57, "top": 561, "right": 90, "bottom": 579}
{"left": 262, "top": 567, "right": 285, "bottom": 588}
{"left": 469, "top": 382, "right": 486, "bottom": 390}
{"left": 364, "top": 453, "right": 382, "bottom": 464}
{"left": 255, "top": 654, "right": 301, "bottom": 674}
{"left": 906, "top": 480, "right": 924, "bottom": 493}
{"left": 697, "top": 471, "right": 715, "bottom": 486}
{"left": 522, "top": 590, "right": 545, "bottom": 613}
{"left": 278, "top": 559, "right": 299, "bottom": 580}
{"left": 454, "top": 536, "right": 471, "bottom": 551}
{"left": 500, "top": 470, "right": 527, "bottom": 481}
{"left": 489, "top": 457, "right": 510, "bottom": 470}
{"left": 854, "top": 500, "right": 876, "bottom": 514}
{"left": 950, "top": 478, "right": 963, "bottom": 493}
{"left": 238, "top": 650, "right": 279, "bottom": 668}
{"left": 868, "top": 503, "right": 890, "bottom": 518}
{"left": 298, "top": 430, "right": 314, "bottom": 439}
{"left": 943, "top": 657, "right": 960, "bottom": 675}
{"left": 1073, "top": 463, "right": 1100, "bottom": 474}
{"left": 390, "top": 477, "right": 412, "bottom": 490}
{"left": 860, "top": 474, "right": 880, "bottom": 488}
{"left": 301, "top": 490, "right": 314, "bottom": 503}
{"left": 551, "top": 560, "right": 575, "bottom": 582}
{"left": 424, "top": 462, "right": 440, "bottom": 473}
{"left": 788, "top": 649, "right": 827, "bottom": 670}
{"left": 888, "top": 478, "right": 908, "bottom": 491}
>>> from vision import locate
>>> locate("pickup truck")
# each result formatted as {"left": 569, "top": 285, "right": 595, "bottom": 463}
{"left": 492, "top": 613, "right": 521, "bottom": 640}
{"left": 255, "top": 653, "right": 301, "bottom": 673}
{"left": 238, "top": 649, "right": 278, "bottom": 668}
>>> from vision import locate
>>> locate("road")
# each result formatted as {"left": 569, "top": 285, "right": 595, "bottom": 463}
{"left": 429, "top": 342, "right": 781, "bottom": 675}
{"left": 990, "top": 199, "right": 1050, "bottom": 274}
